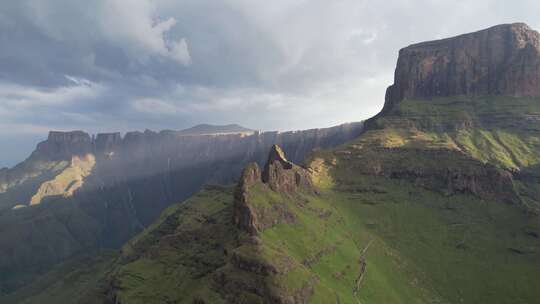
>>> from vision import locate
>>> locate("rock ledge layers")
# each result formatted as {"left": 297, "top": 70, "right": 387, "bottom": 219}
{"left": 383, "top": 23, "right": 540, "bottom": 113}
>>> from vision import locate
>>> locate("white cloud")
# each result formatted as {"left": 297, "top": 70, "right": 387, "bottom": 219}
{"left": 0, "top": 123, "right": 52, "bottom": 135}
{"left": 133, "top": 98, "right": 185, "bottom": 115}
{"left": 167, "top": 38, "right": 192, "bottom": 65}
{"left": 0, "top": 78, "right": 103, "bottom": 109}
{"left": 25, "top": 0, "right": 191, "bottom": 66}
{"left": 3, "top": 0, "right": 540, "bottom": 166}
{"left": 96, "top": 0, "right": 191, "bottom": 65}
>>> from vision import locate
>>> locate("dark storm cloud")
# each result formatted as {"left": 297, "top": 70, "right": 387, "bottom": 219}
{"left": 1, "top": 0, "right": 540, "bottom": 167}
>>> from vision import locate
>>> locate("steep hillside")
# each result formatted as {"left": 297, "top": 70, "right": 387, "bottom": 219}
{"left": 20, "top": 23, "right": 539, "bottom": 304}
{"left": 97, "top": 146, "right": 372, "bottom": 303}
{"left": 0, "top": 122, "right": 363, "bottom": 296}
{"left": 3, "top": 23, "right": 540, "bottom": 303}
{"left": 50, "top": 128, "right": 539, "bottom": 303}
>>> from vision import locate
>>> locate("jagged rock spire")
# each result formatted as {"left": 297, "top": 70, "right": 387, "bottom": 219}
{"left": 262, "top": 144, "right": 293, "bottom": 183}
{"left": 262, "top": 145, "right": 314, "bottom": 193}
{"left": 234, "top": 145, "right": 316, "bottom": 235}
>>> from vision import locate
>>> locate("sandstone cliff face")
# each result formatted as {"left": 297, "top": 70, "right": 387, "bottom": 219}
{"left": 34, "top": 131, "right": 93, "bottom": 161}
{"left": 0, "top": 122, "right": 362, "bottom": 210}
{"left": 383, "top": 23, "right": 540, "bottom": 113}
{"left": 33, "top": 122, "right": 362, "bottom": 179}
{"left": 29, "top": 154, "right": 96, "bottom": 206}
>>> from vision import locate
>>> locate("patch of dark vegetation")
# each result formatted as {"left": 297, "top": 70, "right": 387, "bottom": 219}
{"left": 508, "top": 247, "right": 537, "bottom": 255}
{"left": 524, "top": 229, "right": 540, "bottom": 238}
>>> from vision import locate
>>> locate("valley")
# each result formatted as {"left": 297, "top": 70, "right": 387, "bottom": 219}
{"left": 1, "top": 22, "right": 540, "bottom": 304}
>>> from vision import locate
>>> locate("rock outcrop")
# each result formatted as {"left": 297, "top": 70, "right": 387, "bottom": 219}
{"left": 382, "top": 23, "right": 540, "bottom": 113}
{"left": 233, "top": 163, "right": 262, "bottom": 235}
{"left": 29, "top": 154, "right": 96, "bottom": 205}
{"left": 95, "top": 133, "right": 122, "bottom": 156}
{"left": 34, "top": 131, "right": 93, "bottom": 161}
{"left": 262, "top": 145, "right": 315, "bottom": 194}
{"left": 234, "top": 145, "right": 316, "bottom": 235}
{"left": 353, "top": 147, "right": 519, "bottom": 204}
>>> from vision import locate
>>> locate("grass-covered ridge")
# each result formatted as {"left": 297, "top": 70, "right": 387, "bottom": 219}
{"left": 9, "top": 96, "right": 540, "bottom": 303}
{"left": 305, "top": 153, "right": 540, "bottom": 303}
{"left": 103, "top": 94, "right": 540, "bottom": 303}
{"left": 108, "top": 185, "right": 237, "bottom": 304}
{"left": 376, "top": 96, "right": 540, "bottom": 170}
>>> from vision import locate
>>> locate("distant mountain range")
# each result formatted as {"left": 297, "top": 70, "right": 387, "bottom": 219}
{"left": 1, "top": 23, "right": 540, "bottom": 303}
{"left": 0, "top": 120, "right": 363, "bottom": 298}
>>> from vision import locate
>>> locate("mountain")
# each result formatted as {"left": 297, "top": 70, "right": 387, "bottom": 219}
{"left": 0, "top": 123, "right": 363, "bottom": 213}
{"left": 21, "top": 22, "right": 538, "bottom": 304}
{"left": 0, "top": 122, "right": 364, "bottom": 296}
{"left": 380, "top": 22, "right": 540, "bottom": 115}
{"left": 3, "top": 22, "right": 540, "bottom": 303}
{"left": 177, "top": 124, "right": 254, "bottom": 136}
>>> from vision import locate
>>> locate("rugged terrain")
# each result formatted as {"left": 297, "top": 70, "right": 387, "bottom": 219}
{"left": 2, "top": 23, "right": 540, "bottom": 303}
{"left": 0, "top": 123, "right": 363, "bottom": 296}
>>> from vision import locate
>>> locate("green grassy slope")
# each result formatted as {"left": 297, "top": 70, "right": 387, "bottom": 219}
{"left": 310, "top": 158, "right": 540, "bottom": 303}
{"left": 109, "top": 185, "right": 236, "bottom": 304}
{"left": 11, "top": 96, "right": 540, "bottom": 303}
{"left": 0, "top": 251, "right": 117, "bottom": 304}
{"left": 99, "top": 99, "right": 540, "bottom": 303}
{"left": 303, "top": 95, "right": 540, "bottom": 303}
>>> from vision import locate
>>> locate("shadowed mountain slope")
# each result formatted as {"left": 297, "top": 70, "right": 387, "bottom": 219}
{"left": 0, "top": 122, "right": 363, "bottom": 296}
{"left": 3, "top": 23, "right": 540, "bottom": 303}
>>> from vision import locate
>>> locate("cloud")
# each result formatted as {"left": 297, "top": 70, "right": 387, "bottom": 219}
{"left": 95, "top": 1, "right": 191, "bottom": 65}
{"left": 0, "top": 78, "right": 103, "bottom": 109}
{"left": 2, "top": 0, "right": 540, "bottom": 166}
{"left": 167, "top": 38, "right": 192, "bottom": 65}
{"left": 133, "top": 98, "right": 186, "bottom": 116}
{"left": 11, "top": 0, "right": 191, "bottom": 82}
{"left": 0, "top": 123, "right": 52, "bottom": 135}
{"left": 0, "top": 78, "right": 105, "bottom": 138}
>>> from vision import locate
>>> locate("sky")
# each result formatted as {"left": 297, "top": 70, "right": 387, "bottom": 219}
{"left": 1, "top": 0, "right": 539, "bottom": 167}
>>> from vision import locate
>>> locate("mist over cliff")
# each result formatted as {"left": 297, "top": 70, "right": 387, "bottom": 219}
{"left": 0, "top": 122, "right": 363, "bottom": 293}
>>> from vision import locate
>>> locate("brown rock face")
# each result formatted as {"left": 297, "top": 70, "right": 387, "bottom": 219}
{"left": 95, "top": 132, "right": 122, "bottom": 155}
{"left": 263, "top": 145, "right": 315, "bottom": 194}
{"left": 234, "top": 145, "right": 316, "bottom": 235}
{"left": 233, "top": 163, "right": 262, "bottom": 235}
{"left": 34, "top": 131, "right": 93, "bottom": 160}
{"left": 383, "top": 23, "right": 540, "bottom": 113}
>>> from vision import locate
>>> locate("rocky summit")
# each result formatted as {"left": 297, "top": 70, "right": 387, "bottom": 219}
{"left": 100, "top": 145, "right": 326, "bottom": 303}
{"left": 234, "top": 145, "right": 316, "bottom": 235}
{"left": 2, "top": 23, "right": 540, "bottom": 304}
{"left": 382, "top": 23, "right": 540, "bottom": 114}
